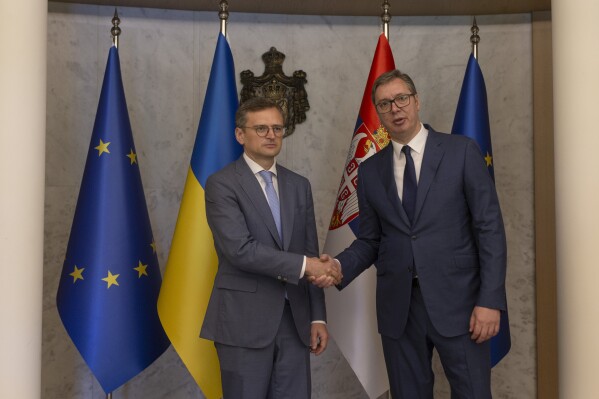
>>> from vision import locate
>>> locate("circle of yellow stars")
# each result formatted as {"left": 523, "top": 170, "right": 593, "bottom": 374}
{"left": 94, "top": 139, "right": 138, "bottom": 166}
{"left": 95, "top": 139, "right": 111, "bottom": 156}
{"left": 69, "top": 265, "right": 85, "bottom": 283}
{"left": 66, "top": 241, "right": 156, "bottom": 288}
{"left": 485, "top": 152, "right": 493, "bottom": 167}
{"left": 102, "top": 271, "right": 120, "bottom": 289}
{"left": 126, "top": 148, "right": 137, "bottom": 164}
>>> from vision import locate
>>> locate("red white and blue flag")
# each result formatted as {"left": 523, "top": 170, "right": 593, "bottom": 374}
{"left": 323, "top": 34, "right": 395, "bottom": 399}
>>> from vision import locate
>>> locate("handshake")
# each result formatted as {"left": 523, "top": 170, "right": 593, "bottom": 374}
{"left": 305, "top": 254, "right": 343, "bottom": 288}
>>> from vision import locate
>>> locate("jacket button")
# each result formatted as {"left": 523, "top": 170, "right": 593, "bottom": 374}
{"left": 411, "top": 235, "right": 417, "bottom": 240}
{"left": 277, "top": 276, "right": 282, "bottom": 280}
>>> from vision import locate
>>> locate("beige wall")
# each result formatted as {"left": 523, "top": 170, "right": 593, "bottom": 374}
{"left": 43, "top": 3, "right": 536, "bottom": 397}
{"left": 0, "top": 1, "right": 46, "bottom": 397}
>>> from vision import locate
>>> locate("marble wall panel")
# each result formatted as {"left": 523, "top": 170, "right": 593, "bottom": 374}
{"left": 44, "top": 3, "right": 535, "bottom": 398}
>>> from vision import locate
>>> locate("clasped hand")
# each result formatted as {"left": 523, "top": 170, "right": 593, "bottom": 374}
{"left": 305, "top": 254, "right": 342, "bottom": 288}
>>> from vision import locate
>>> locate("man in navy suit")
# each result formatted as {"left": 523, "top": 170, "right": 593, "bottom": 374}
{"left": 332, "top": 70, "right": 507, "bottom": 398}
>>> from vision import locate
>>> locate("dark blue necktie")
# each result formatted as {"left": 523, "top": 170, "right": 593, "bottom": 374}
{"left": 402, "top": 145, "right": 417, "bottom": 224}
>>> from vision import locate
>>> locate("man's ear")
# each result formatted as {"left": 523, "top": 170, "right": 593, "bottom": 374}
{"left": 235, "top": 127, "right": 244, "bottom": 145}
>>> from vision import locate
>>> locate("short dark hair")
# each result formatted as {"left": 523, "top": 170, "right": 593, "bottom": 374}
{"left": 371, "top": 70, "right": 418, "bottom": 104}
{"left": 236, "top": 97, "right": 284, "bottom": 128}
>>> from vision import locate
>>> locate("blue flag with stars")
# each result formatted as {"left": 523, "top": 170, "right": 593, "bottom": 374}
{"left": 56, "top": 46, "right": 170, "bottom": 394}
{"left": 452, "top": 53, "right": 511, "bottom": 367}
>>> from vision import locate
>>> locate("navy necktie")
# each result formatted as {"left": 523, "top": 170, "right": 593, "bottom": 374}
{"left": 402, "top": 145, "right": 417, "bottom": 224}
{"left": 258, "top": 170, "right": 282, "bottom": 241}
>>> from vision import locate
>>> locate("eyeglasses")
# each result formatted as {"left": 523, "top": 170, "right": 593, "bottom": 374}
{"left": 375, "top": 94, "right": 415, "bottom": 113}
{"left": 242, "top": 125, "right": 286, "bottom": 137}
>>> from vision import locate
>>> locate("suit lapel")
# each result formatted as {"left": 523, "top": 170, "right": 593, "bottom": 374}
{"left": 277, "top": 166, "right": 295, "bottom": 251}
{"left": 235, "top": 157, "right": 283, "bottom": 248}
{"left": 414, "top": 130, "right": 445, "bottom": 224}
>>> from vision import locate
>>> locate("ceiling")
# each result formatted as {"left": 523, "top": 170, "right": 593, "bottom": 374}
{"left": 55, "top": 0, "right": 551, "bottom": 16}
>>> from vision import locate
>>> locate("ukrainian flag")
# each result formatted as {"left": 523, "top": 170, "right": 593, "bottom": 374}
{"left": 157, "top": 33, "right": 242, "bottom": 399}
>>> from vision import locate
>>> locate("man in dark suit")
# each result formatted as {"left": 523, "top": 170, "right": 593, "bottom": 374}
{"left": 200, "top": 97, "right": 340, "bottom": 399}
{"left": 332, "top": 70, "right": 507, "bottom": 398}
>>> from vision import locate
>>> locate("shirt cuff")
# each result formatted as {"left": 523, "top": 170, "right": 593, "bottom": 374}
{"left": 300, "top": 256, "right": 306, "bottom": 278}
{"left": 311, "top": 320, "right": 326, "bottom": 324}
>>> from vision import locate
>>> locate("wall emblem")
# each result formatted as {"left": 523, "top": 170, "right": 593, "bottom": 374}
{"left": 240, "top": 47, "right": 309, "bottom": 137}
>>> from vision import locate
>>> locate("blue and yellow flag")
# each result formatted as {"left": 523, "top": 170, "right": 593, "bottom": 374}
{"left": 56, "top": 46, "right": 170, "bottom": 394}
{"left": 452, "top": 53, "right": 511, "bottom": 366}
{"left": 157, "top": 33, "right": 242, "bottom": 399}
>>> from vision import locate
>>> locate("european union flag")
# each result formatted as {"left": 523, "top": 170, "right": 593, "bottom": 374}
{"left": 452, "top": 53, "right": 511, "bottom": 367}
{"left": 56, "top": 46, "right": 170, "bottom": 394}
{"left": 452, "top": 53, "right": 495, "bottom": 179}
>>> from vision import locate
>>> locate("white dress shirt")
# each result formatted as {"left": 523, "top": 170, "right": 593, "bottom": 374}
{"left": 391, "top": 123, "right": 428, "bottom": 202}
{"left": 243, "top": 153, "right": 324, "bottom": 324}
{"left": 242, "top": 153, "right": 308, "bottom": 280}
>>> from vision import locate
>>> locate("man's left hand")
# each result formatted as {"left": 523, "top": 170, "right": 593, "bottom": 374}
{"left": 469, "top": 306, "right": 500, "bottom": 344}
{"left": 310, "top": 323, "right": 329, "bottom": 355}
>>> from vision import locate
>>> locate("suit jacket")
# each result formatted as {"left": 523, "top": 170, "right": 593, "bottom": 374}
{"left": 337, "top": 126, "right": 507, "bottom": 339}
{"left": 200, "top": 156, "right": 326, "bottom": 349}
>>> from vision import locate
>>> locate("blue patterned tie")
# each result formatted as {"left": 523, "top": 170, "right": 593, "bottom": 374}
{"left": 258, "top": 170, "right": 282, "bottom": 241}
{"left": 402, "top": 145, "right": 417, "bottom": 224}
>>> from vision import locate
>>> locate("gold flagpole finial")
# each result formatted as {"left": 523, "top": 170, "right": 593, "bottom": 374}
{"left": 381, "top": 0, "right": 391, "bottom": 40}
{"left": 470, "top": 16, "right": 480, "bottom": 59}
{"left": 219, "top": 0, "right": 229, "bottom": 36}
{"left": 111, "top": 8, "right": 121, "bottom": 48}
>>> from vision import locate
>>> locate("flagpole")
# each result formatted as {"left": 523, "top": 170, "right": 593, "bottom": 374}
{"left": 381, "top": 0, "right": 391, "bottom": 40}
{"left": 382, "top": 7, "right": 392, "bottom": 398}
{"left": 219, "top": 0, "right": 229, "bottom": 36}
{"left": 470, "top": 16, "right": 479, "bottom": 59}
{"left": 380, "top": 6, "right": 393, "bottom": 399}
{"left": 107, "top": 12, "right": 120, "bottom": 399}
{"left": 111, "top": 9, "right": 121, "bottom": 49}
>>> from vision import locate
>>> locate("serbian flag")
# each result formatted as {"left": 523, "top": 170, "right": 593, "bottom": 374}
{"left": 452, "top": 53, "right": 511, "bottom": 366}
{"left": 323, "top": 34, "right": 395, "bottom": 398}
{"left": 157, "top": 33, "right": 242, "bottom": 399}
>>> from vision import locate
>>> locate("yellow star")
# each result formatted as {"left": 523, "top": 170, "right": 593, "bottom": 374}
{"left": 95, "top": 139, "right": 111, "bottom": 156}
{"left": 69, "top": 265, "right": 85, "bottom": 283}
{"left": 150, "top": 240, "right": 157, "bottom": 254}
{"left": 485, "top": 152, "right": 493, "bottom": 167}
{"left": 101, "top": 270, "right": 120, "bottom": 288}
{"left": 126, "top": 148, "right": 137, "bottom": 165}
{"left": 133, "top": 261, "right": 148, "bottom": 278}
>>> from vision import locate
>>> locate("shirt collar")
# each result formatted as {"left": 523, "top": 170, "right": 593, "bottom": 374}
{"left": 243, "top": 152, "right": 278, "bottom": 176}
{"left": 391, "top": 123, "right": 428, "bottom": 156}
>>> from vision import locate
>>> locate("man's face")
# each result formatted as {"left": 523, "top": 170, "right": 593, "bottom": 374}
{"left": 235, "top": 107, "right": 284, "bottom": 169}
{"left": 374, "top": 78, "right": 421, "bottom": 144}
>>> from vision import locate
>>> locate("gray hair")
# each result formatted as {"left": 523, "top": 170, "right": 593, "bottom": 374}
{"left": 371, "top": 70, "right": 418, "bottom": 104}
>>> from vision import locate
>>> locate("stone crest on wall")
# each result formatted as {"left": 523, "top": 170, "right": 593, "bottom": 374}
{"left": 240, "top": 47, "right": 309, "bottom": 137}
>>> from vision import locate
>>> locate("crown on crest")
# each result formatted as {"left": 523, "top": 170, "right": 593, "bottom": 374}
{"left": 262, "top": 47, "right": 286, "bottom": 68}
